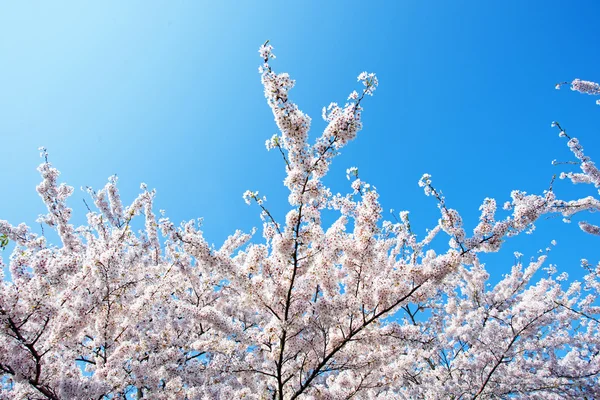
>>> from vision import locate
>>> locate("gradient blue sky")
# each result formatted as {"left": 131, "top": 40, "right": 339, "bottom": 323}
{"left": 1, "top": 1, "right": 599, "bottom": 280}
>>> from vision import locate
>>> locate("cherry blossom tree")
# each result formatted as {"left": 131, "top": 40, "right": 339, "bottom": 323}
{"left": 1, "top": 44, "right": 599, "bottom": 399}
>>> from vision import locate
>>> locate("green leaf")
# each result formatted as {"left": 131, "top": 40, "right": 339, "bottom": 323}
{"left": 0, "top": 234, "right": 8, "bottom": 250}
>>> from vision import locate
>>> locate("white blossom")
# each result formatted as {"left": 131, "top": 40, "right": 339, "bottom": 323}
{"left": 0, "top": 44, "right": 599, "bottom": 399}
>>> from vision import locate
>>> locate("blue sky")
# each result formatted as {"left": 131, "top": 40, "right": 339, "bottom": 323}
{"left": 1, "top": 1, "right": 599, "bottom": 280}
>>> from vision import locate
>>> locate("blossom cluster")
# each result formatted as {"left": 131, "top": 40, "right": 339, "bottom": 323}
{"left": 0, "top": 46, "right": 599, "bottom": 399}
{"left": 556, "top": 79, "right": 600, "bottom": 105}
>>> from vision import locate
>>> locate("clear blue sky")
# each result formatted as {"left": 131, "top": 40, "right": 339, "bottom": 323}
{"left": 1, "top": 1, "right": 599, "bottom": 280}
